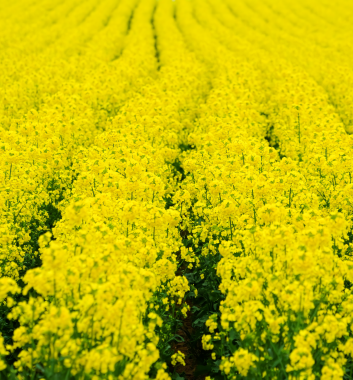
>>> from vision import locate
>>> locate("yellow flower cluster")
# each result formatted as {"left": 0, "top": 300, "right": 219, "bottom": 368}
{"left": 0, "top": 0, "right": 206, "bottom": 377}
{"left": 1, "top": 0, "right": 353, "bottom": 379}
{"left": 173, "top": 0, "right": 353, "bottom": 379}
{"left": 171, "top": 351, "right": 185, "bottom": 367}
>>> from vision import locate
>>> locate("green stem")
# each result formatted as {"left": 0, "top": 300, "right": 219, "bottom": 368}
{"left": 229, "top": 217, "right": 233, "bottom": 240}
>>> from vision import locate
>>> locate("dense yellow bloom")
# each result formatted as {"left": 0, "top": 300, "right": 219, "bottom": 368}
{"left": 220, "top": 348, "right": 258, "bottom": 377}
{"left": 1, "top": 0, "right": 353, "bottom": 378}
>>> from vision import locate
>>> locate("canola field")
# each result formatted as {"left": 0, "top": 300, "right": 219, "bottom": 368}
{"left": 1, "top": 0, "right": 353, "bottom": 379}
